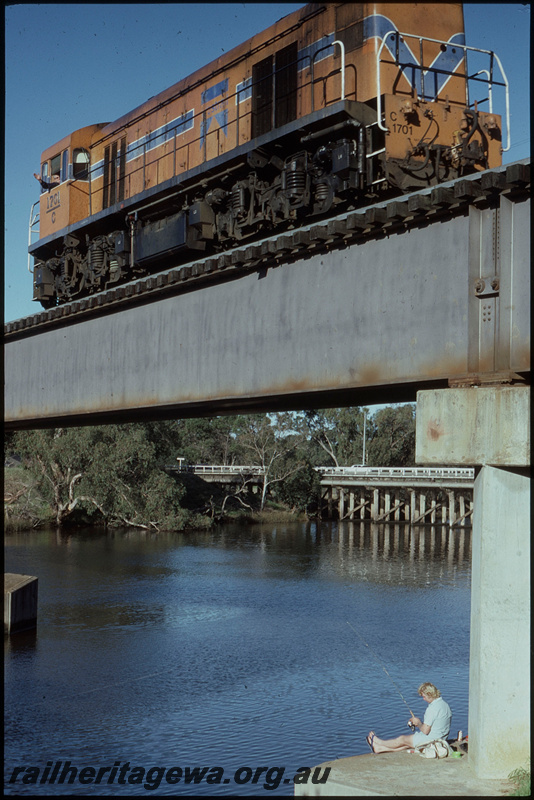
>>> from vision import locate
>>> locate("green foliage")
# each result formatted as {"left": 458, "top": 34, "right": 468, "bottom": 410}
{"left": 302, "top": 407, "right": 368, "bottom": 466}
{"left": 233, "top": 413, "right": 307, "bottom": 510}
{"left": 366, "top": 405, "right": 415, "bottom": 466}
{"left": 13, "top": 425, "right": 187, "bottom": 530}
{"left": 83, "top": 424, "right": 188, "bottom": 530}
{"left": 274, "top": 459, "right": 321, "bottom": 512}
{"left": 508, "top": 762, "right": 530, "bottom": 796}
{"left": 4, "top": 465, "right": 52, "bottom": 528}
{"left": 166, "top": 417, "right": 241, "bottom": 465}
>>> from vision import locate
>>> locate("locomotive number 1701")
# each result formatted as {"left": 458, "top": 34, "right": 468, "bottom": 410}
{"left": 45, "top": 191, "right": 61, "bottom": 213}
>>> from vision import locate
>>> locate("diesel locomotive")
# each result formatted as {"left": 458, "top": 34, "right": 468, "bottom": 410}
{"left": 29, "top": 3, "right": 509, "bottom": 308}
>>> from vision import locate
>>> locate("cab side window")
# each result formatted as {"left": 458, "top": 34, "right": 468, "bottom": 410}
{"left": 73, "top": 148, "right": 90, "bottom": 180}
{"left": 40, "top": 162, "right": 49, "bottom": 193}
{"left": 50, "top": 153, "right": 61, "bottom": 182}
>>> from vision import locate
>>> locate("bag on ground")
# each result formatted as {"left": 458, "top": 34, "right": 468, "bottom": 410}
{"left": 415, "top": 738, "right": 451, "bottom": 759}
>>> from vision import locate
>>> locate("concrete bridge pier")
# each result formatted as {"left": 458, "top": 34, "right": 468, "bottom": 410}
{"left": 416, "top": 385, "right": 530, "bottom": 780}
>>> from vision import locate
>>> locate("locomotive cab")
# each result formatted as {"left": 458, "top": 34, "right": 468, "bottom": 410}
{"left": 36, "top": 124, "right": 106, "bottom": 243}
{"left": 32, "top": 124, "right": 107, "bottom": 306}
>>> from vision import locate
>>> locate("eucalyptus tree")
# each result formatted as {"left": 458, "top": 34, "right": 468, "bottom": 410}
{"left": 233, "top": 412, "right": 307, "bottom": 511}
{"left": 13, "top": 425, "right": 189, "bottom": 530}
{"left": 366, "top": 404, "right": 416, "bottom": 466}
{"left": 301, "top": 407, "right": 370, "bottom": 466}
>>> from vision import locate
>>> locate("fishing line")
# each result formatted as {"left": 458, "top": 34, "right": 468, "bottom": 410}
{"left": 346, "top": 621, "right": 416, "bottom": 721}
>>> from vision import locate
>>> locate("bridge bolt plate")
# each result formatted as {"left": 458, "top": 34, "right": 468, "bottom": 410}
{"left": 474, "top": 276, "right": 499, "bottom": 297}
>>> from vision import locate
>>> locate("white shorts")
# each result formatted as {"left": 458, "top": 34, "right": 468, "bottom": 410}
{"left": 413, "top": 730, "right": 441, "bottom": 747}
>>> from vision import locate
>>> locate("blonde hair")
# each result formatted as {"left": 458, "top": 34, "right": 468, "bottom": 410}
{"left": 418, "top": 682, "right": 441, "bottom": 699}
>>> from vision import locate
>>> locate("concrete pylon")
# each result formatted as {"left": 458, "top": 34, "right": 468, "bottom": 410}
{"left": 468, "top": 465, "right": 530, "bottom": 777}
{"left": 416, "top": 385, "right": 530, "bottom": 779}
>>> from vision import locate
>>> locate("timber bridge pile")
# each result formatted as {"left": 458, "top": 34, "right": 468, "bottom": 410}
{"left": 5, "top": 160, "right": 529, "bottom": 338}
{"left": 317, "top": 466, "right": 474, "bottom": 525}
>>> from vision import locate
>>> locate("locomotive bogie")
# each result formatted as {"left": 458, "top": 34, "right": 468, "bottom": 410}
{"left": 29, "top": 3, "right": 508, "bottom": 308}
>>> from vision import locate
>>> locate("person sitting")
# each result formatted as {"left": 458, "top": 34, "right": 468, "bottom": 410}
{"left": 34, "top": 172, "right": 60, "bottom": 192}
{"left": 366, "top": 682, "right": 452, "bottom": 754}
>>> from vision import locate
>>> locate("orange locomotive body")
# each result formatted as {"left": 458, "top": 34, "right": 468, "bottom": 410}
{"left": 30, "top": 3, "right": 508, "bottom": 308}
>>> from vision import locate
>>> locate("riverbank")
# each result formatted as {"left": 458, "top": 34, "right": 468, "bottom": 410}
{"left": 4, "top": 466, "right": 307, "bottom": 532}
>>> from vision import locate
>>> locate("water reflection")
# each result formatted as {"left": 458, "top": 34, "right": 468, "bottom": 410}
{"left": 5, "top": 521, "right": 471, "bottom": 796}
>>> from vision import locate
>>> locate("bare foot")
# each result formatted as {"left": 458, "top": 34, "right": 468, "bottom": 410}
{"left": 369, "top": 733, "right": 387, "bottom": 753}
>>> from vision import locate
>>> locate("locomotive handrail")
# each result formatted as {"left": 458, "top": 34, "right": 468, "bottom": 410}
{"left": 375, "top": 30, "right": 510, "bottom": 152}
{"left": 470, "top": 70, "right": 492, "bottom": 113}
{"left": 310, "top": 39, "right": 346, "bottom": 111}
{"left": 27, "top": 201, "right": 40, "bottom": 274}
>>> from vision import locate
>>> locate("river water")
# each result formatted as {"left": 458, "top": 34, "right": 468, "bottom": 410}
{"left": 5, "top": 521, "right": 471, "bottom": 795}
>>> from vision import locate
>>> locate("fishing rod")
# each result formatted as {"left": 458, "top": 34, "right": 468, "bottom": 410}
{"left": 346, "top": 621, "right": 416, "bottom": 728}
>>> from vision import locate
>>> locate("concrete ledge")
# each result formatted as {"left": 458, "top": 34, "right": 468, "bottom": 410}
{"left": 4, "top": 573, "right": 38, "bottom": 635}
{"left": 415, "top": 386, "right": 530, "bottom": 466}
{"left": 294, "top": 752, "right": 512, "bottom": 797}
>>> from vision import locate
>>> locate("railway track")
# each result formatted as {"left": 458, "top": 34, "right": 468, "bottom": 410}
{"left": 5, "top": 160, "right": 529, "bottom": 339}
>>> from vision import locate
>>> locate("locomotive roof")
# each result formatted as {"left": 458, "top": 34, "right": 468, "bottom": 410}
{"left": 40, "top": 123, "right": 109, "bottom": 161}
{"left": 92, "top": 3, "right": 322, "bottom": 147}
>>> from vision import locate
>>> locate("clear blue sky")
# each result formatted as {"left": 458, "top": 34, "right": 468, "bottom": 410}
{"left": 4, "top": 3, "right": 530, "bottom": 323}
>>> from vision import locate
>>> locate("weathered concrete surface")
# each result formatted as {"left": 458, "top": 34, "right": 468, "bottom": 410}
{"left": 468, "top": 465, "right": 530, "bottom": 778}
{"left": 293, "top": 752, "right": 512, "bottom": 796}
{"left": 415, "top": 386, "right": 530, "bottom": 466}
{"left": 4, "top": 573, "right": 38, "bottom": 635}
{"left": 416, "top": 385, "right": 530, "bottom": 780}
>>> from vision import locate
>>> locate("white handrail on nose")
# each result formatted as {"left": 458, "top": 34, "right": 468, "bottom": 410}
{"left": 375, "top": 30, "right": 510, "bottom": 152}
{"left": 27, "top": 201, "right": 40, "bottom": 274}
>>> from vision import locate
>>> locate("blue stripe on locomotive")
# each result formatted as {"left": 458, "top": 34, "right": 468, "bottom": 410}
{"left": 89, "top": 19, "right": 466, "bottom": 184}
{"left": 201, "top": 78, "right": 229, "bottom": 104}
{"left": 365, "top": 15, "right": 466, "bottom": 99}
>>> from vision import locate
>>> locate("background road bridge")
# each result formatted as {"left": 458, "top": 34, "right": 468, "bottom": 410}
{"left": 317, "top": 466, "right": 474, "bottom": 524}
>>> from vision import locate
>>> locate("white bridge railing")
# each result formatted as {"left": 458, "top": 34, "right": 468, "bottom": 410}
{"left": 317, "top": 466, "right": 474, "bottom": 481}
{"left": 172, "top": 463, "right": 265, "bottom": 475}
{"left": 171, "top": 463, "right": 474, "bottom": 482}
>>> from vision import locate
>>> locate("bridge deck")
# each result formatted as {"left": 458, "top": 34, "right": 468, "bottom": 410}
{"left": 168, "top": 464, "right": 475, "bottom": 488}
